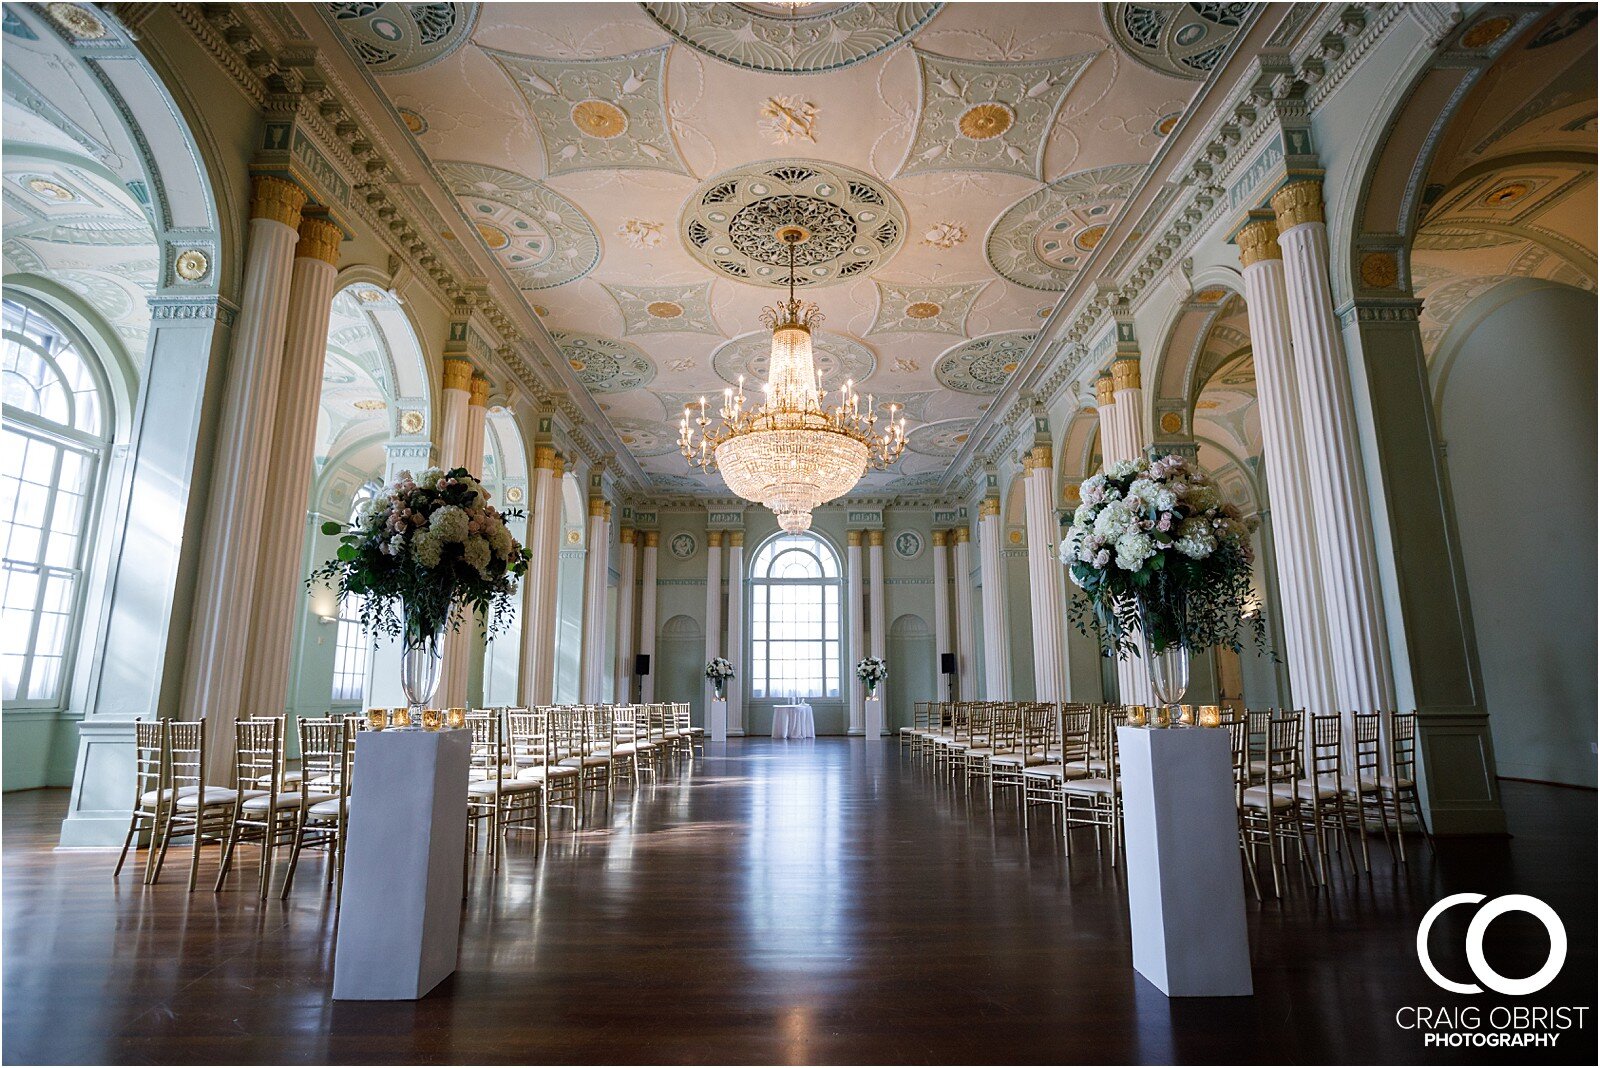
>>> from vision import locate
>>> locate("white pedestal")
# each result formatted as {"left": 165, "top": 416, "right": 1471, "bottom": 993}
{"left": 709, "top": 698, "right": 728, "bottom": 742}
{"left": 864, "top": 697, "right": 884, "bottom": 741}
{"left": 1117, "top": 726, "right": 1253, "bottom": 998}
{"left": 333, "top": 728, "right": 471, "bottom": 1000}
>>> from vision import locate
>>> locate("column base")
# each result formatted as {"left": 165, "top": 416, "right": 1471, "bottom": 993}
{"left": 59, "top": 719, "right": 138, "bottom": 847}
{"left": 1419, "top": 711, "right": 1508, "bottom": 835}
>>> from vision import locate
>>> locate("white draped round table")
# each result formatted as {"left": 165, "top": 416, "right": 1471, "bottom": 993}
{"left": 770, "top": 703, "right": 816, "bottom": 740}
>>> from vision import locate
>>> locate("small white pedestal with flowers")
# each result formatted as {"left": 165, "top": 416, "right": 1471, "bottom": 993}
{"left": 709, "top": 698, "right": 728, "bottom": 742}
{"left": 864, "top": 697, "right": 884, "bottom": 741}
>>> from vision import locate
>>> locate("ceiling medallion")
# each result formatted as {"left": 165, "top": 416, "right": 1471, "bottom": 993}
{"left": 987, "top": 163, "right": 1146, "bottom": 290}
{"left": 647, "top": 300, "right": 683, "bottom": 318}
{"left": 640, "top": 2, "right": 943, "bottom": 75}
{"left": 570, "top": 99, "right": 629, "bottom": 139}
{"left": 934, "top": 331, "right": 1038, "bottom": 395}
{"left": 920, "top": 221, "right": 967, "bottom": 249}
{"left": 759, "top": 96, "right": 819, "bottom": 144}
{"left": 353, "top": 398, "right": 387, "bottom": 411}
{"left": 1460, "top": 16, "right": 1513, "bottom": 48}
{"left": 1105, "top": 3, "right": 1251, "bottom": 80}
{"left": 46, "top": 3, "right": 105, "bottom": 39}
{"left": 1484, "top": 182, "right": 1530, "bottom": 206}
{"left": 324, "top": 3, "right": 478, "bottom": 73}
{"left": 24, "top": 177, "right": 75, "bottom": 202}
{"left": 905, "top": 301, "right": 942, "bottom": 319}
{"left": 712, "top": 328, "right": 876, "bottom": 391}
{"left": 173, "top": 249, "right": 210, "bottom": 281}
{"left": 958, "top": 102, "right": 1015, "bottom": 141}
{"left": 552, "top": 331, "right": 656, "bottom": 393}
{"left": 680, "top": 232, "right": 906, "bottom": 534}
{"left": 681, "top": 159, "right": 907, "bottom": 288}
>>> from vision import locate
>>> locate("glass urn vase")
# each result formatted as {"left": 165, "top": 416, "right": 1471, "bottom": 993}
{"left": 1147, "top": 642, "right": 1191, "bottom": 711}
{"left": 398, "top": 628, "right": 443, "bottom": 729}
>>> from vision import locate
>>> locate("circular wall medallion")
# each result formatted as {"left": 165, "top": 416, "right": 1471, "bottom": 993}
{"left": 958, "top": 102, "right": 1015, "bottom": 141}
{"left": 681, "top": 159, "right": 907, "bottom": 288}
{"left": 892, "top": 530, "right": 924, "bottom": 560}
{"left": 1159, "top": 411, "right": 1184, "bottom": 434}
{"left": 566, "top": 529, "right": 583, "bottom": 546}
{"left": 669, "top": 531, "right": 697, "bottom": 560}
{"left": 399, "top": 409, "right": 426, "bottom": 434}
{"left": 646, "top": 300, "right": 684, "bottom": 319}
{"left": 712, "top": 329, "right": 876, "bottom": 391}
{"left": 1360, "top": 252, "right": 1398, "bottom": 290}
{"left": 640, "top": 2, "right": 943, "bottom": 74}
{"left": 934, "top": 331, "right": 1036, "bottom": 395}
{"left": 1008, "top": 529, "right": 1024, "bottom": 546}
{"left": 505, "top": 485, "right": 525, "bottom": 504}
{"left": 552, "top": 332, "right": 656, "bottom": 393}
{"left": 571, "top": 99, "right": 629, "bottom": 139}
{"left": 172, "top": 247, "right": 209, "bottom": 281}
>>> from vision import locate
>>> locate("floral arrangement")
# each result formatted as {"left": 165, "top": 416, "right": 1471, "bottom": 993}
{"left": 1059, "top": 454, "right": 1268, "bottom": 658}
{"left": 311, "top": 467, "right": 530, "bottom": 651}
{"left": 705, "top": 657, "right": 735, "bottom": 697}
{"left": 856, "top": 656, "right": 888, "bottom": 695}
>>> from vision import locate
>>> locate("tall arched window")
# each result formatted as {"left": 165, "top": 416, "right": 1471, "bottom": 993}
{"left": 749, "top": 532, "right": 842, "bottom": 700}
{"left": 330, "top": 481, "right": 380, "bottom": 703}
{"left": 1, "top": 297, "right": 110, "bottom": 707}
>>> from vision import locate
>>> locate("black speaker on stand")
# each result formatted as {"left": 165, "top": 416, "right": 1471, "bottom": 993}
{"left": 940, "top": 652, "right": 956, "bottom": 700}
{"left": 633, "top": 654, "right": 650, "bottom": 705}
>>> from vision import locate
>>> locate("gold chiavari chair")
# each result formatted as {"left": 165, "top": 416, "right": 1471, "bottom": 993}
{"left": 561, "top": 705, "right": 613, "bottom": 794}
{"left": 1061, "top": 708, "right": 1122, "bottom": 860}
{"left": 1239, "top": 716, "right": 1309, "bottom": 897}
{"left": 151, "top": 719, "right": 241, "bottom": 891}
{"left": 510, "top": 707, "right": 581, "bottom": 838}
{"left": 608, "top": 705, "right": 642, "bottom": 783}
{"left": 279, "top": 718, "right": 351, "bottom": 898}
{"left": 961, "top": 702, "right": 1012, "bottom": 793}
{"left": 677, "top": 702, "right": 705, "bottom": 760}
{"left": 467, "top": 710, "right": 541, "bottom": 866}
{"left": 1299, "top": 712, "right": 1356, "bottom": 884}
{"left": 1223, "top": 717, "right": 1262, "bottom": 901}
{"left": 901, "top": 702, "right": 928, "bottom": 758}
{"left": 1382, "top": 711, "right": 1432, "bottom": 863}
{"left": 215, "top": 718, "right": 318, "bottom": 896}
{"left": 114, "top": 720, "right": 168, "bottom": 884}
{"left": 630, "top": 704, "right": 660, "bottom": 780}
{"left": 990, "top": 703, "right": 1053, "bottom": 813}
{"left": 1350, "top": 711, "right": 1393, "bottom": 859}
{"left": 647, "top": 703, "right": 675, "bottom": 766}
{"left": 1022, "top": 705, "right": 1093, "bottom": 831}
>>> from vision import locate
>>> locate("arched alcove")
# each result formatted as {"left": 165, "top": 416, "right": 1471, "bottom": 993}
{"left": 887, "top": 613, "right": 934, "bottom": 732}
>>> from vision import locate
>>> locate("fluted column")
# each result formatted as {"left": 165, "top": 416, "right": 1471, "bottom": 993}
{"left": 867, "top": 529, "right": 887, "bottom": 731}
{"left": 519, "top": 446, "right": 559, "bottom": 705}
{"left": 240, "top": 214, "right": 341, "bottom": 722}
{"left": 1237, "top": 217, "right": 1339, "bottom": 718}
{"left": 1272, "top": 180, "right": 1395, "bottom": 713}
{"left": 438, "top": 358, "right": 471, "bottom": 471}
{"left": 1111, "top": 358, "right": 1154, "bottom": 706}
{"left": 614, "top": 527, "right": 637, "bottom": 703}
{"left": 580, "top": 497, "right": 610, "bottom": 702}
{"left": 952, "top": 527, "right": 977, "bottom": 700}
{"left": 638, "top": 531, "right": 660, "bottom": 702}
{"left": 185, "top": 175, "right": 306, "bottom": 783}
{"left": 977, "top": 497, "right": 1011, "bottom": 699}
{"left": 931, "top": 530, "right": 951, "bottom": 700}
{"left": 845, "top": 531, "right": 864, "bottom": 732}
{"left": 725, "top": 531, "right": 745, "bottom": 734}
{"left": 1024, "top": 445, "right": 1070, "bottom": 703}
{"left": 434, "top": 361, "right": 478, "bottom": 709}
{"left": 464, "top": 375, "right": 488, "bottom": 474}
{"left": 704, "top": 530, "right": 723, "bottom": 710}
{"left": 1094, "top": 373, "right": 1120, "bottom": 462}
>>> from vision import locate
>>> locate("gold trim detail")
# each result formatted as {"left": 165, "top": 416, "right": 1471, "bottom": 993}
{"left": 1094, "top": 373, "right": 1114, "bottom": 408}
{"left": 979, "top": 497, "right": 1000, "bottom": 518}
{"left": 846, "top": 530, "right": 862, "bottom": 546}
{"left": 1236, "top": 218, "right": 1281, "bottom": 267}
{"left": 173, "top": 249, "right": 209, "bottom": 281}
{"left": 553, "top": 456, "right": 566, "bottom": 478}
{"left": 1271, "top": 180, "right": 1324, "bottom": 231}
{"left": 1112, "top": 357, "right": 1141, "bottom": 392}
{"left": 708, "top": 530, "right": 724, "bottom": 548}
{"left": 621, "top": 527, "right": 636, "bottom": 545}
{"left": 931, "top": 530, "right": 947, "bottom": 547}
{"left": 295, "top": 216, "right": 343, "bottom": 266}
{"left": 249, "top": 175, "right": 306, "bottom": 228}
{"left": 867, "top": 529, "right": 884, "bottom": 547}
{"left": 644, "top": 530, "right": 660, "bottom": 548}
{"left": 534, "top": 445, "right": 557, "bottom": 471}
{"left": 1031, "top": 444, "right": 1052, "bottom": 470}
{"left": 468, "top": 375, "right": 491, "bottom": 407}
{"left": 589, "top": 496, "right": 606, "bottom": 518}
{"left": 443, "top": 358, "right": 473, "bottom": 393}
{"left": 953, "top": 527, "right": 970, "bottom": 544}
{"left": 729, "top": 531, "right": 745, "bottom": 547}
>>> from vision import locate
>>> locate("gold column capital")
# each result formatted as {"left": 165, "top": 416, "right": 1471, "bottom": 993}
{"left": 1236, "top": 217, "right": 1282, "bottom": 267}
{"left": 1271, "top": 179, "right": 1325, "bottom": 231}
{"left": 867, "top": 529, "right": 884, "bottom": 547}
{"left": 644, "top": 530, "right": 660, "bottom": 548}
{"left": 553, "top": 455, "right": 566, "bottom": 478}
{"left": 1094, "top": 372, "right": 1114, "bottom": 408}
{"left": 953, "top": 526, "right": 970, "bottom": 544}
{"left": 603, "top": 502, "right": 613, "bottom": 523}
{"left": 534, "top": 445, "right": 557, "bottom": 471}
{"left": 249, "top": 174, "right": 306, "bottom": 228}
{"left": 729, "top": 531, "right": 744, "bottom": 547}
{"left": 931, "top": 529, "right": 948, "bottom": 547}
{"left": 443, "top": 357, "right": 473, "bottom": 394}
{"left": 295, "top": 215, "right": 342, "bottom": 265}
{"left": 846, "top": 530, "right": 862, "bottom": 547}
{"left": 708, "top": 530, "right": 723, "bottom": 548}
{"left": 620, "top": 526, "right": 636, "bottom": 545}
{"left": 468, "top": 374, "right": 490, "bottom": 407}
{"left": 588, "top": 496, "right": 606, "bottom": 518}
{"left": 1112, "top": 356, "right": 1141, "bottom": 392}
{"left": 979, "top": 496, "right": 1000, "bottom": 518}
{"left": 1031, "top": 444, "right": 1052, "bottom": 470}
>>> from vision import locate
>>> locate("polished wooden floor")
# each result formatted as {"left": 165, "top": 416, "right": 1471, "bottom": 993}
{"left": 3, "top": 740, "right": 1595, "bottom": 1065}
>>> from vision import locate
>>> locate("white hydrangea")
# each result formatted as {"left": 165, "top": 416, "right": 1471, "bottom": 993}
{"left": 1174, "top": 516, "right": 1217, "bottom": 559}
{"left": 1109, "top": 458, "right": 1143, "bottom": 479}
{"left": 1127, "top": 477, "right": 1178, "bottom": 513}
{"left": 1185, "top": 483, "right": 1221, "bottom": 512}
{"left": 489, "top": 524, "right": 514, "bottom": 559}
{"left": 428, "top": 505, "right": 469, "bottom": 543}
{"left": 1114, "top": 531, "right": 1155, "bottom": 571}
{"left": 418, "top": 467, "right": 444, "bottom": 490}
{"left": 1093, "top": 500, "right": 1138, "bottom": 541}
{"left": 411, "top": 530, "right": 442, "bottom": 568}
{"left": 1073, "top": 501, "right": 1096, "bottom": 527}
{"left": 463, "top": 535, "right": 491, "bottom": 575}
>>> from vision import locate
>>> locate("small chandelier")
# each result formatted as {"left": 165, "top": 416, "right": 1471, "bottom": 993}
{"left": 681, "top": 225, "right": 906, "bottom": 533}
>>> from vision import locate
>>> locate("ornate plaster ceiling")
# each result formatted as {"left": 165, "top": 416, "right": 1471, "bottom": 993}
{"left": 318, "top": 2, "right": 1241, "bottom": 494}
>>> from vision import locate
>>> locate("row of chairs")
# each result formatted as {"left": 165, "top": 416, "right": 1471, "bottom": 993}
{"left": 900, "top": 701, "right": 1432, "bottom": 898}
{"left": 114, "top": 703, "right": 702, "bottom": 895}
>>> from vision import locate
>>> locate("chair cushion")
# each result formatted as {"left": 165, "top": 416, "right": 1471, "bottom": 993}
{"left": 308, "top": 797, "right": 346, "bottom": 817}
{"left": 1062, "top": 777, "right": 1119, "bottom": 796}
{"left": 141, "top": 785, "right": 251, "bottom": 808}
{"left": 467, "top": 777, "right": 541, "bottom": 796}
{"left": 1241, "top": 785, "right": 1295, "bottom": 809}
{"left": 988, "top": 753, "right": 1026, "bottom": 767}
{"left": 558, "top": 755, "right": 610, "bottom": 769}
{"left": 516, "top": 765, "right": 580, "bottom": 782}
{"left": 242, "top": 791, "right": 333, "bottom": 812}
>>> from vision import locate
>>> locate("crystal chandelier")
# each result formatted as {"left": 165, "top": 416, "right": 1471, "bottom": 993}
{"left": 680, "top": 226, "right": 906, "bottom": 533}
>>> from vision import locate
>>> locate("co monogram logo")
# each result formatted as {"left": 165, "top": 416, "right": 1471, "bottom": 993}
{"left": 1417, "top": 893, "right": 1567, "bottom": 996}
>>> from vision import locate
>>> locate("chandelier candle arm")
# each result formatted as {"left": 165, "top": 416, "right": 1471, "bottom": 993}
{"left": 681, "top": 228, "right": 904, "bottom": 532}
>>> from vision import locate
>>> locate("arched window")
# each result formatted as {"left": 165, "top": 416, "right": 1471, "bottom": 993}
{"left": 1, "top": 297, "right": 111, "bottom": 706}
{"left": 330, "top": 482, "right": 380, "bottom": 703}
{"left": 748, "top": 532, "right": 842, "bottom": 700}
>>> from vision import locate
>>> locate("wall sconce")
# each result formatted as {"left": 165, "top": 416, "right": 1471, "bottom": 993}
{"left": 317, "top": 613, "right": 337, "bottom": 626}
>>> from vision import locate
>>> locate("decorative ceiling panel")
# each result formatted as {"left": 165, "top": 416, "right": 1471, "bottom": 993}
{"left": 327, "top": 2, "right": 479, "bottom": 73}
{"left": 317, "top": 1, "right": 1227, "bottom": 490}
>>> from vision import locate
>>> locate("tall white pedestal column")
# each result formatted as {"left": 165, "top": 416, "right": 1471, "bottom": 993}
{"left": 931, "top": 530, "right": 951, "bottom": 702}
{"left": 240, "top": 215, "right": 341, "bottom": 723}
{"left": 725, "top": 532, "right": 745, "bottom": 735}
{"left": 867, "top": 529, "right": 887, "bottom": 730}
{"left": 614, "top": 527, "right": 637, "bottom": 704}
{"left": 333, "top": 729, "right": 470, "bottom": 1000}
{"left": 703, "top": 530, "right": 723, "bottom": 715}
{"left": 437, "top": 369, "right": 486, "bottom": 710}
{"left": 952, "top": 528, "right": 977, "bottom": 700}
{"left": 184, "top": 175, "right": 306, "bottom": 783}
{"left": 639, "top": 531, "right": 659, "bottom": 703}
{"left": 1118, "top": 726, "right": 1253, "bottom": 997}
{"left": 1272, "top": 181, "right": 1395, "bottom": 714}
{"left": 1112, "top": 359, "right": 1154, "bottom": 707}
{"left": 519, "top": 448, "right": 558, "bottom": 706}
{"left": 977, "top": 499, "right": 1011, "bottom": 700}
{"left": 1025, "top": 447, "right": 1069, "bottom": 703}
{"left": 1238, "top": 219, "right": 1338, "bottom": 717}
{"left": 845, "top": 531, "right": 865, "bottom": 733}
{"left": 580, "top": 498, "right": 610, "bottom": 702}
